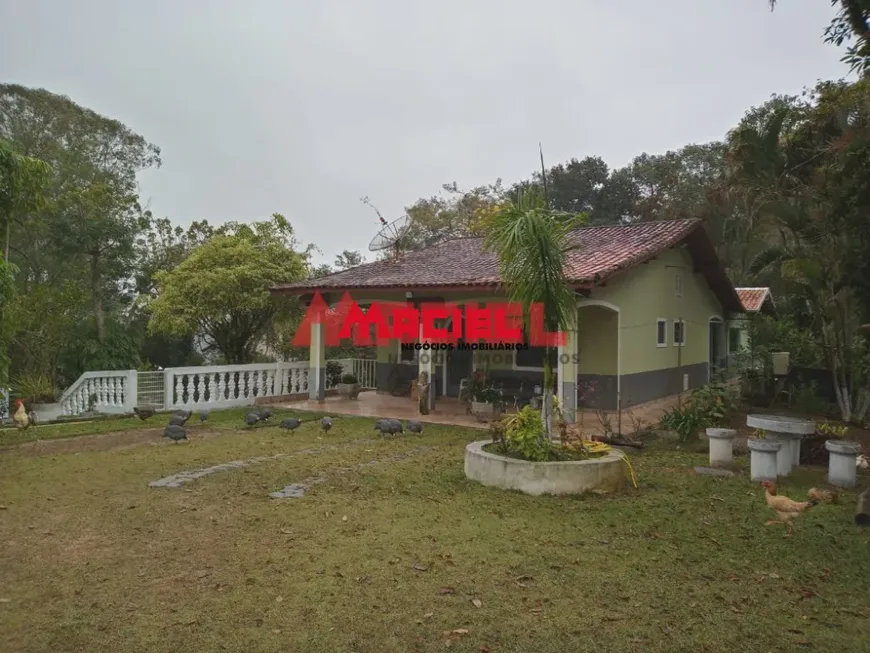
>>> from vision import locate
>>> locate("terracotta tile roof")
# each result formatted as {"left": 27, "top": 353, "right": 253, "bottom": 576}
{"left": 735, "top": 287, "right": 773, "bottom": 313}
{"left": 272, "top": 218, "right": 745, "bottom": 312}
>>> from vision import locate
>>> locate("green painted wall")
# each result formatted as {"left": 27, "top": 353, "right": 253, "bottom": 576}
{"left": 577, "top": 305, "right": 618, "bottom": 374}
{"left": 591, "top": 246, "right": 724, "bottom": 376}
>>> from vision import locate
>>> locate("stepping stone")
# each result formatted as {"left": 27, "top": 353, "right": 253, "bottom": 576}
{"left": 694, "top": 466, "right": 735, "bottom": 478}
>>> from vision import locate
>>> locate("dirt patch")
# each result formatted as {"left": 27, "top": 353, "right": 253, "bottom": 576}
{"left": 1, "top": 427, "right": 223, "bottom": 457}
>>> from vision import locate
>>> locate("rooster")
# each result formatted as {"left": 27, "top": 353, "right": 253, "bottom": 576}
{"left": 808, "top": 487, "right": 839, "bottom": 504}
{"left": 12, "top": 400, "right": 37, "bottom": 431}
{"left": 761, "top": 481, "right": 818, "bottom": 536}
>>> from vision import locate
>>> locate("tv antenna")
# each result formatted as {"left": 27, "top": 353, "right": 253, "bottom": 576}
{"left": 362, "top": 197, "right": 412, "bottom": 258}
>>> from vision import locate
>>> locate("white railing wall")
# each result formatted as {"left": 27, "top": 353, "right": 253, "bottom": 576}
{"left": 333, "top": 358, "right": 376, "bottom": 389}
{"left": 60, "top": 370, "right": 138, "bottom": 416}
{"left": 57, "top": 359, "right": 376, "bottom": 417}
{"left": 163, "top": 362, "right": 310, "bottom": 411}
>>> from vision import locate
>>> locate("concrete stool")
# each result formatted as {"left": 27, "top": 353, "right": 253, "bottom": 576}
{"left": 825, "top": 440, "right": 862, "bottom": 488}
{"left": 746, "top": 415, "right": 815, "bottom": 476}
{"left": 706, "top": 428, "right": 736, "bottom": 468}
{"left": 748, "top": 438, "right": 781, "bottom": 482}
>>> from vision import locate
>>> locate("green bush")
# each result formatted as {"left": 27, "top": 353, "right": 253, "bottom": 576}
{"left": 660, "top": 405, "right": 706, "bottom": 442}
{"left": 340, "top": 373, "right": 359, "bottom": 384}
{"left": 659, "top": 382, "right": 738, "bottom": 442}
{"left": 13, "top": 371, "right": 60, "bottom": 404}
{"left": 326, "top": 361, "right": 344, "bottom": 387}
{"left": 504, "top": 405, "right": 551, "bottom": 461}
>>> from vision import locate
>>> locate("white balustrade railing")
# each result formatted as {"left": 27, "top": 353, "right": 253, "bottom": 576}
{"left": 56, "top": 359, "right": 375, "bottom": 418}
{"left": 332, "top": 358, "right": 376, "bottom": 389}
{"left": 60, "top": 370, "right": 137, "bottom": 416}
{"left": 163, "top": 362, "right": 310, "bottom": 410}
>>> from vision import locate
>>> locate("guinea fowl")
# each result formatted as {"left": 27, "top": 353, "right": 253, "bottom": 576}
{"left": 407, "top": 420, "right": 423, "bottom": 434}
{"left": 280, "top": 417, "right": 301, "bottom": 431}
{"left": 245, "top": 412, "right": 261, "bottom": 427}
{"left": 388, "top": 419, "right": 404, "bottom": 434}
{"left": 163, "top": 425, "right": 188, "bottom": 443}
{"left": 321, "top": 416, "right": 332, "bottom": 433}
{"left": 257, "top": 408, "right": 273, "bottom": 422}
{"left": 199, "top": 410, "right": 209, "bottom": 424}
{"left": 168, "top": 415, "right": 187, "bottom": 427}
{"left": 133, "top": 406, "right": 155, "bottom": 421}
{"left": 174, "top": 410, "right": 192, "bottom": 422}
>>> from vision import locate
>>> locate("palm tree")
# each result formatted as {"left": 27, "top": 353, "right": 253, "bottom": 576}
{"left": 482, "top": 185, "right": 582, "bottom": 439}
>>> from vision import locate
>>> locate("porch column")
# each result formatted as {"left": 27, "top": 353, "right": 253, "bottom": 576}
{"left": 558, "top": 326, "right": 579, "bottom": 424}
{"left": 418, "top": 323, "right": 434, "bottom": 412}
{"left": 309, "top": 320, "right": 326, "bottom": 401}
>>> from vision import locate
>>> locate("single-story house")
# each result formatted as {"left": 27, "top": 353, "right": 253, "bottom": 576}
{"left": 728, "top": 287, "right": 776, "bottom": 359}
{"left": 271, "top": 218, "right": 748, "bottom": 422}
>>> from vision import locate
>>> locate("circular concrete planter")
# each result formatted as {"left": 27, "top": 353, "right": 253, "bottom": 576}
{"left": 463, "top": 440, "right": 626, "bottom": 496}
{"left": 825, "top": 440, "right": 862, "bottom": 489}
{"left": 748, "top": 438, "right": 782, "bottom": 482}
{"left": 706, "top": 428, "right": 736, "bottom": 468}
{"left": 746, "top": 414, "right": 815, "bottom": 468}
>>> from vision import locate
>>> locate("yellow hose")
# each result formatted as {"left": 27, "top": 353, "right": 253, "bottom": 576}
{"left": 568, "top": 440, "right": 640, "bottom": 489}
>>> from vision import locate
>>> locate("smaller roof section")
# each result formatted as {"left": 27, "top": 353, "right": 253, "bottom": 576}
{"left": 735, "top": 287, "right": 775, "bottom": 315}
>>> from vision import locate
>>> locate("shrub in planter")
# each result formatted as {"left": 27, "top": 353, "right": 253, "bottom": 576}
{"left": 325, "top": 362, "right": 344, "bottom": 389}
{"left": 13, "top": 371, "right": 63, "bottom": 422}
{"left": 336, "top": 373, "right": 361, "bottom": 399}
{"left": 504, "top": 405, "right": 551, "bottom": 461}
{"left": 14, "top": 372, "right": 60, "bottom": 405}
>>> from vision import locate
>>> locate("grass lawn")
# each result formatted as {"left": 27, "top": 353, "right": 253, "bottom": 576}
{"left": 1, "top": 408, "right": 869, "bottom": 653}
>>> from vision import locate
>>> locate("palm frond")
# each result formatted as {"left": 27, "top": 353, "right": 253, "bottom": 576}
{"left": 483, "top": 192, "right": 578, "bottom": 335}
{"left": 748, "top": 245, "right": 788, "bottom": 276}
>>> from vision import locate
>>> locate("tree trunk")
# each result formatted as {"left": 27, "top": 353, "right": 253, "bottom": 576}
{"left": 90, "top": 252, "right": 105, "bottom": 342}
{"left": 543, "top": 354, "right": 554, "bottom": 440}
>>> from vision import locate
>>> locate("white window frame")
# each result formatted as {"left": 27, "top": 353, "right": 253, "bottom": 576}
{"left": 673, "top": 319, "right": 686, "bottom": 347}
{"left": 656, "top": 318, "right": 668, "bottom": 348}
{"left": 675, "top": 272, "right": 683, "bottom": 297}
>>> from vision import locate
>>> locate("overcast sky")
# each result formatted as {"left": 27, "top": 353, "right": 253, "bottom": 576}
{"left": 0, "top": 0, "right": 849, "bottom": 266}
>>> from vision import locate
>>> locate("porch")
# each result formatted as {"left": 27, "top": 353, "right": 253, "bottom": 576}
{"left": 275, "top": 387, "right": 684, "bottom": 437}
{"left": 277, "top": 391, "right": 487, "bottom": 429}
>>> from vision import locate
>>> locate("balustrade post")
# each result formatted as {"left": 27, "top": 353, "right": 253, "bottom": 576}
{"left": 309, "top": 322, "right": 326, "bottom": 401}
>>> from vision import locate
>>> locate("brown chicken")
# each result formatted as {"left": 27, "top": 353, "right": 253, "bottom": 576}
{"left": 808, "top": 487, "right": 839, "bottom": 504}
{"left": 761, "top": 481, "right": 818, "bottom": 536}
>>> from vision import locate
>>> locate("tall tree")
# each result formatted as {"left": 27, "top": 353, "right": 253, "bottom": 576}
{"left": 148, "top": 214, "right": 309, "bottom": 364}
{"left": 483, "top": 187, "right": 582, "bottom": 439}
{"left": 0, "top": 84, "right": 161, "bottom": 342}
{"left": 726, "top": 79, "right": 870, "bottom": 421}
{"left": 769, "top": 0, "right": 870, "bottom": 75}
{"left": 512, "top": 156, "right": 637, "bottom": 225}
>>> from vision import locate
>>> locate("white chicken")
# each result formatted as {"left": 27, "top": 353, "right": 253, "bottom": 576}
{"left": 857, "top": 454, "right": 869, "bottom": 471}
{"left": 12, "top": 400, "right": 37, "bottom": 430}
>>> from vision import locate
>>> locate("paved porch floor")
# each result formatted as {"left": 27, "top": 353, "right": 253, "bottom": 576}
{"left": 275, "top": 391, "right": 487, "bottom": 429}
{"left": 274, "top": 390, "right": 684, "bottom": 435}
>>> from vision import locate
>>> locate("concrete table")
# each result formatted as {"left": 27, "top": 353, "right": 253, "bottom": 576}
{"left": 746, "top": 414, "right": 815, "bottom": 477}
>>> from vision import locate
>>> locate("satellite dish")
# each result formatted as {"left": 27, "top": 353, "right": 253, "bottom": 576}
{"left": 368, "top": 214, "right": 412, "bottom": 258}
